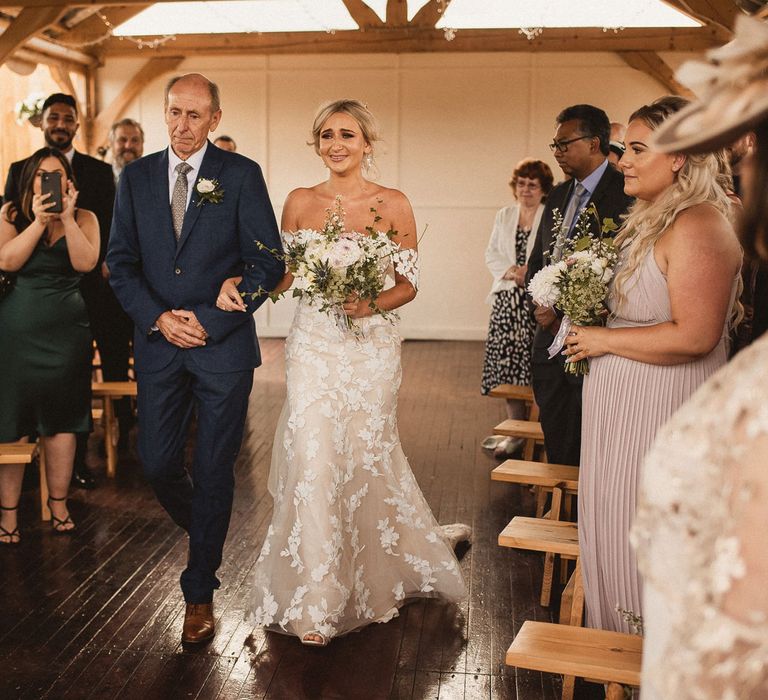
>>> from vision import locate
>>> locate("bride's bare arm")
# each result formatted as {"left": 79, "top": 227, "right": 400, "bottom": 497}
{"left": 343, "top": 189, "right": 418, "bottom": 319}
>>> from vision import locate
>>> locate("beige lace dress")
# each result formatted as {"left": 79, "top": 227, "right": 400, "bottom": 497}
{"left": 631, "top": 333, "right": 768, "bottom": 699}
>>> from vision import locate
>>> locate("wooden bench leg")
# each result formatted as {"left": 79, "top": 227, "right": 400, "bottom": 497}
{"left": 523, "top": 438, "right": 536, "bottom": 462}
{"left": 560, "top": 493, "right": 575, "bottom": 583}
{"left": 568, "top": 560, "right": 585, "bottom": 628}
{"left": 606, "top": 683, "right": 625, "bottom": 700}
{"left": 104, "top": 397, "right": 117, "bottom": 478}
{"left": 559, "top": 560, "right": 585, "bottom": 700}
{"left": 561, "top": 675, "right": 575, "bottom": 700}
{"left": 540, "top": 485, "right": 564, "bottom": 607}
{"left": 38, "top": 441, "right": 50, "bottom": 521}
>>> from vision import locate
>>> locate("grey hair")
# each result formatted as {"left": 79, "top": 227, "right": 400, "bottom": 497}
{"left": 109, "top": 117, "right": 145, "bottom": 142}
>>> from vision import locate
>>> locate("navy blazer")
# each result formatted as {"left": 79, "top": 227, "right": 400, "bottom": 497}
{"left": 106, "top": 143, "right": 284, "bottom": 374}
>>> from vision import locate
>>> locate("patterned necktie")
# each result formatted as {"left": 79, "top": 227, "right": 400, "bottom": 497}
{"left": 171, "top": 162, "right": 193, "bottom": 241}
{"left": 553, "top": 182, "right": 588, "bottom": 262}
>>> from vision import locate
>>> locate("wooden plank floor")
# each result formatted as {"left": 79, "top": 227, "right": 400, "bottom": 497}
{"left": 0, "top": 340, "right": 601, "bottom": 700}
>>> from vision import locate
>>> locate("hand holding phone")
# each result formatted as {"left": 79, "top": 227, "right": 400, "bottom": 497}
{"left": 40, "top": 172, "right": 63, "bottom": 214}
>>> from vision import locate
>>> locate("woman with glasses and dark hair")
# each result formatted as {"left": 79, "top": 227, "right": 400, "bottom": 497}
{"left": 0, "top": 147, "right": 99, "bottom": 543}
{"left": 563, "top": 96, "right": 742, "bottom": 643}
{"left": 481, "top": 158, "right": 553, "bottom": 457}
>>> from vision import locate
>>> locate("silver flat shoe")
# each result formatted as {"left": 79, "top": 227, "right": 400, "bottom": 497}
{"left": 481, "top": 435, "right": 504, "bottom": 450}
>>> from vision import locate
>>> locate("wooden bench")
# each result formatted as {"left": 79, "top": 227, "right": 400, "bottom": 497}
{"left": 493, "top": 418, "right": 545, "bottom": 461}
{"left": 492, "top": 460, "right": 578, "bottom": 491}
{"left": 499, "top": 515, "right": 579, "bottom": 608}
{"left": 92, "top": 381, "right": 138, "bottom": 477}
{"left": 499, "top": 516, "right": 579, "bottom": 557}
{"left": 488, "top": 383, "right": 535, "bottom": 404}
{"left": 0, "top": 442, "right": 49, "bottom": 520}
{"left": 506, "top": 620, "right": 642, "bottom": 700}
{"left": 492, "top": 458, "right": 578, "bottom": 519}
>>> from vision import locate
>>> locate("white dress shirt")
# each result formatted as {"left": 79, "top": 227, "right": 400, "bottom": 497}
{"left": 167, "top": 142, "right": 208, "bottom": 209}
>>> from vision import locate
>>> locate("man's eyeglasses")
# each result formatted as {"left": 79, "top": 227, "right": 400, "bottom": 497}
{"left": 548, "top": 135, "right": 594, "bottom": 153}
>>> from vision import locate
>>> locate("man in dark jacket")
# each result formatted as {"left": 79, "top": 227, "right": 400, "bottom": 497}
{"left": 526, "top": 104, "right": 633, "bottom": 466}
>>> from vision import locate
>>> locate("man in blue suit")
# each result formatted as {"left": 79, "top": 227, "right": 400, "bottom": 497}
{"left": 107, "top": 73, "right": 283, "bottom": 644}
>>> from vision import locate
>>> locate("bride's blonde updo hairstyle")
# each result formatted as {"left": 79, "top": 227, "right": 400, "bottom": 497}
{"left": 310, "top": 99, "right": 380, "bottom": 175}
{"left": 611, "top": 95, "right": 733, "bottom": 315}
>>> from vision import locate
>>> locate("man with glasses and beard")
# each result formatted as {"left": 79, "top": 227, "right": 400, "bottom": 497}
{"left": 4, "top": 93, "right": 116, "bottom": 489}
{"left": 525, "top": 104, "right": 633, "bottom": 467}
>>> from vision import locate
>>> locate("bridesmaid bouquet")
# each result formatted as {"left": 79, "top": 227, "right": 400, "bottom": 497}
{"left": 527, "top": 206, "right": 618, "bottom": 375}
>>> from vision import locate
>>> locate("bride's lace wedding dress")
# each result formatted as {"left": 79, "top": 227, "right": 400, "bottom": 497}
{"left": 249, "top": 236, "right": 467, "bottom": 641}
{"left": 631, "top": 333, "right": 768, "bottom": 699}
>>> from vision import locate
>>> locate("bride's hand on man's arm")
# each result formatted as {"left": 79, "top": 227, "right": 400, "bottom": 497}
{"left": 216, "top": 276, "right": 246, "bottom": 312}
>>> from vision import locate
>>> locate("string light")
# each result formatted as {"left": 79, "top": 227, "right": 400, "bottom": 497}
{"left": 518, "top": 27, "right": 544, "bottom": 40}
{"left": 50, "top": 11, "right": 177, "bottom": 50}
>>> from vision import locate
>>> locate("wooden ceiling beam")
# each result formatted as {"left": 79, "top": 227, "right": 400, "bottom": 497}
{"left": 340, "top": 0, "right": 383, "bottom": 29}
{"left": 95, "top": 26, "right": 726, "bottom": 57}
{"left": 410, "top": 0, "right": 452, "bottom": 28}
{"left": 660, "top": 0, "right": 740, "bottom": 34}
{"left": 8, "top": 0, "right": 155, "bottom": 6}
{"left": 90, "top": 55, "right": 183, "bottom": 149}
{"left": 618, "top": 51, "right": 695, "bottom": 98}
{"left": 50, "top": 6, "right": 148, "bottom": 45}
{"left": 386, "top": 0, "right": 407, "bottom": 26}
{"left": 13, "top": 45, "right": 84, "bottom": 72}
{"left": 0, "top": 14, "right": 97, "bottom": 65}
{"left": 0, "top": 5, "right": 67, "bottom": 65}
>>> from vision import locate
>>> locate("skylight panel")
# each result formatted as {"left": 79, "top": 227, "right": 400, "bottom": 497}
{"left": 436, "top": 0, "right": 701, "bottom": 29}
{"left": 363, "top": 0, "right": 388, "bottom": 23}
{"left": 114, "top": 0, "right": 359, "bottom": 36}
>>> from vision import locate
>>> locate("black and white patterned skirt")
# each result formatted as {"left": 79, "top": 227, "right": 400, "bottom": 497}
{"left": 481, "top": 288, "right": 535, "bottom": 394}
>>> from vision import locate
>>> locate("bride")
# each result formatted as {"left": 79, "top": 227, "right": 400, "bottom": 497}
{"left": 217, "top": 99, "right": 468, "bottom": 646}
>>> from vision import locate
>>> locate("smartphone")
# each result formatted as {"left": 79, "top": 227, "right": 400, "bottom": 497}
{"left": 41, "top": 172, "right": 63, "bottom": 214}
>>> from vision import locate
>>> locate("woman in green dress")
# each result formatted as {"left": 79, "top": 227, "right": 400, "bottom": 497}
{"left": 0, "top": 147, "right": 99, "bottom": 543}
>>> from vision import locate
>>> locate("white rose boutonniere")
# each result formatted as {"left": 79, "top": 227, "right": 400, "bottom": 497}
{"left": 195, "top": 178, "right": 224, "bottom": 207}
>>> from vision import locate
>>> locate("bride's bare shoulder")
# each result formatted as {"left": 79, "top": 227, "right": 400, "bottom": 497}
{"left": 282, "top": 187, "right": 326, "bottom": 230}
{"left": 368, "top": 185, "right": 413, "bottom": 218}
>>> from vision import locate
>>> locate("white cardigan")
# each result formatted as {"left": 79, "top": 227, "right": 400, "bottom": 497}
{"left": 484, "top": 202, "right": 545, "bottom": 304}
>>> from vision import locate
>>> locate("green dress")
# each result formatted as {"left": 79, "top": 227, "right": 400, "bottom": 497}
{"left": 0, "top": 223, "right": 92, "bottom": 441}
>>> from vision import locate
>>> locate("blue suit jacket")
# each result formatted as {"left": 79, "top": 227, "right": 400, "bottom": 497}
{"left": 106, "top": 143, "right": 284, "bottom": 374}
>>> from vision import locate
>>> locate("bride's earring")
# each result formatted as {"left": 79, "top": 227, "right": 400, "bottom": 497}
{"left": 364, "top": 152, "right": 373, "bottom": 170}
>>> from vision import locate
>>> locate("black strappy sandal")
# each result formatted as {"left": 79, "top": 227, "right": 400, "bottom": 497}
{"left": 0, "top": 503, "right": 21, "bottom": 545}
{"left": 47, "top": 495, "right": 75, "bottom": 534}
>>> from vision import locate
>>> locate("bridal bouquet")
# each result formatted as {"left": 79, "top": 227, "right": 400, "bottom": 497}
{"left": 256, "top": 196, "right": 418, "bottom": 333}
{"left": 527, "top": 205, "right": 618, "bottom": 375}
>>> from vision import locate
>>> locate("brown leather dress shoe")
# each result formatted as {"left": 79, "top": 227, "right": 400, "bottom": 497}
{"left": 182, "top": 603, "right": 215, "bottom": 644}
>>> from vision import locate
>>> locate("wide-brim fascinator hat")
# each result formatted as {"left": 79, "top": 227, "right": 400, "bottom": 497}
{"left": 654, "top": 14, "right": 768, "bottom": 154}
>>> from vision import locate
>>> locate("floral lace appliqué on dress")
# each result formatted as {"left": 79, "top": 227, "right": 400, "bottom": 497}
{"left": 631, "top": 334, "right": 768, "bottom": 699}
{"left": 249, "top": 233, "right": 465, "bottom": 640}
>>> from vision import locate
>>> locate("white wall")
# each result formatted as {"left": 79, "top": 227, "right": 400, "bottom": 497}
{"left": 98, "top": 50, "right": 682, "bottom": 339}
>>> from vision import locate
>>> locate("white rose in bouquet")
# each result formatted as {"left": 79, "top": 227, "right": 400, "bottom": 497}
{"left": 322, "top": 238, "right": 363, "bottom": 269}
{"left": 528, "top": 261, "right": 566, "bottom": 307}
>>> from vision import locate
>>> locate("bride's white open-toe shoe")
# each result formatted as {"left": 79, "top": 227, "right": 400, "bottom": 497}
{"left": 441, "top": 523, "right": 472, "bottom": 549}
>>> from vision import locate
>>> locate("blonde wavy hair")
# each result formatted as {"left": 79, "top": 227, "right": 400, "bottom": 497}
{"left": 612, "top": 96, "right": 735, "bottom": 318}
